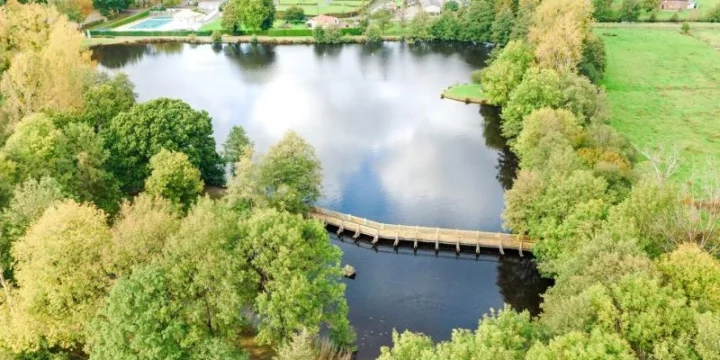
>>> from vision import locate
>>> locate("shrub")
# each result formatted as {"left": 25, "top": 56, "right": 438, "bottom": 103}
{"left": 212, "top": 30, "right": 222, "bottom": 44}
{"left": 681, "top": 21, "right": 690, "bottom": 34}
{"left": 268, "top": 28, "right": 313, "bottom": 36}
{"left": 443, "top": 0, "right": 459, "bottom": 12}
{"left": 285, "top": 5, "right": 305, "bottom": 22}
{"left": 470, "top": 69, "right": 483, "bottom": 84}
{"left": 104, "top": 9, "right": 151, "bottom": 29}
{"left": 669, "top": 12, "right": 679, "bottom": 22}
{"left": 364, "top": 24, "right": 383, "bottom": 43}
{"left": 706, "top": 4, "right": 720, "bottom": 22}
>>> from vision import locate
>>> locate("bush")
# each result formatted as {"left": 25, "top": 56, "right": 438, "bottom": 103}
{"left": 443, "top": 0, "right": 459, "bottom": 12}
{"left": 669, "top": 12, "right": 679, "bottom": 22}
{"left": 365, "top": 24, "right": 383, "bottom": 43}
{"left": 470, "top": 69, "right": 483, "bottom": 84}
{"left": 681, "top": 21, "right": 690, "bottom": 34}
{"left": 211, "top": 30, "right": 222, "bottom": 43}
{"left": 285, "top": 5, "right": 306, "bottom": 22}
{"left": 268, "top": 28, "right": 313, "bottom": 36}
{"left": 707, "top": 4, "right": 720, "bottom": 22}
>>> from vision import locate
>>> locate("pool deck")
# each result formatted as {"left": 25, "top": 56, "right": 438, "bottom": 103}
{"left": 114, "top": 9, "right": 215, "bottom": 31}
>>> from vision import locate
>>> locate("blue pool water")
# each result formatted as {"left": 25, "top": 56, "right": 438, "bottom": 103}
{"left": 130, "top": 17, "right": 173, "bottom": 30}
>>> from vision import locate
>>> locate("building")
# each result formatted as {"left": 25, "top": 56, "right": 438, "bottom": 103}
{"left": 306, "top": 15, "right": 343, "bottom": 29}
{"left": 419, "top": 0, "right": 442, "bottom": 14}
{"left": 660, "top": 0, "right": 696, "bottom": 10}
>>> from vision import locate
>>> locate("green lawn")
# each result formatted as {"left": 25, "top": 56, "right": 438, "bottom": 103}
{"left": 610, "top": 0, "right": 719, "bottom": 20}
{"left": 442, "top": 84, "right": 485, "bottom": 104}
{"left": 598, "top": 28, "right": 720, "bottom": 186}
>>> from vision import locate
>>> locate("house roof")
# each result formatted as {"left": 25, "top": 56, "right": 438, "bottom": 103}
{"left": 309, "top": 15, "right": 339, "bottom": 25}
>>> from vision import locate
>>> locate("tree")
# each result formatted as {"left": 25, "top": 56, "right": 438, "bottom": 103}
{"left": 223, "top": 125, "right": 253, "bottom": 175}
{"left": 0, "top": 4, "right": 94, "bottom": 129}
{"left": 163, "top": 197, "right": 259, "bottom": 341}
{"left": 509, "top": 0, "right": 538, "bottom": 41}
{"left": 490, "top": 2, "right": 514, "bottom": 47}
{"left": 242, "top": 209, "right": 353, "bottom": 346}
{"left": 103, "top": 98, "right": 224, "bottom": 193}
{"left": 430, "top": 11, "right": 461, "bottom": 41}
{"left": 365, "top": 24, "right": 383, "bottom": 43}
{"left": 479, "top": 40, "right": 534, "bottom": 107}
{"left": 8, "top": 200, "right": 113, "bottom": 351}
{"left": 513, "top": 108, "right": 584, "bottom": 170}
{"left": 443, "top": 0, "right": 459, "bottom": 11}
{"left": 641, "top": 0, "right": 660, "bottom": 12}
{"left": 458, "top": 0, "right": 495, "bottom": 42}
{"left": 92, "top": 0, "right": 133, "bottom": 15}
{"left": 284, "top": 5, "right": 305, "bottom": 23}
{"left": 373, "top": 9, "right": 393, "bottom": 35}
{"left": 222, "top": 0, "right": 276, "bottom": 32}
{"left": 592, "top": 0, "right": 614, "bottom": 21}
{"left": 406, "top": 10, "right": 434, "bottom": 42}
{"left": 225, "top": 148, "right": 264, "bottom": 214}
{"left": 0, "top": 177, "right": 65, "bottom": 280}
{"left": 526, "top": 331, "right": 635, "bottom": 360}
{"left": 579, "top": 33, "right": 607, "bottom": 83}
{"left": 258, "top": 131, "right": 322, "bottom": 214}
{"left": 87, "top": 266, "right": 249, "bottom": 360}
{"left": 81, "top": 72, "right": 136, "bottom": 132}
{"left": 529, "top": 0, "right": 593, "bottom": 72}
{"left": 108, "top": 194, "right": 180, "bottom": 277}
{"left": 707, "top": 3, "right": 720, "bottom": 22}
{"left": 619, "top": 0, "right": 640, "bottom": 22}
{"left": 501, "top": 67, "right": 563, "bottom": 137}
{"left": 144, "top": 150, "right": 203, "bottom": 212}
{"left": 378, "top": 331, "right": 434, "bottom": 360}
{"left": 658, "top": 243, "right": 720, "bottom": 312}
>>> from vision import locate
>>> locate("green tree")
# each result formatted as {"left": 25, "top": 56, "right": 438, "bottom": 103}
{"left": 579, "top": 33, "right": 607, "bottom": 83}
{"left": 108, "top": 194, "right": 180, "bottom": 277}
{"left": 222, "top": 0, "right": 276, "bottom": 32}
{"left": 87, "top": 266, "right": 249, "bottom": 360}
{"left": 509, "top": 0, "right": 537, "bottom": 41}
{"left": 0, "top": 177, "right": 65, "bottom": 280}
{"left": 284, "top": 5, "right": 305, "bottom": 23}
{"left": 225, "top": 147, "right": 264, "bottom": 214}
{"left": 144, "top": 150, "right": 203, "bottom": 212}
{"left": 378, "top": 331, "right": 434, "bottom": 360}
{"left": 619, "top": 0, "right": 640, "bottom": 22}
{"left": 501, "top": 67, "right": 563, "bottom": 137}
{"left": 658, "top": 243, "right": 720, "bottom": 312}
{"left": 223, "top": 125, "right": 253, "bottom": 175}
{"left": 102, "top": 98, "right": 224, "bottom": 193}
{"left": 430, "top": 11, "right": 461, "bottom": 40}
{"left": 513, "top": 108, "right": 584, "bottom": 170}
{"left": 443, "top": 0, "right": 459, "bottom": 12}
{"left": 707, "top": 3, "right": 720, "bottom": 22}
{"left": 242, "top": 209, "right": 353, "bottom": 346}
{"left": 9, "top": 200, "right": 112, "bottom": 351}
{"left": 459, "top": 0, "right": 495, "bottom": 42}
{"left": 526, "top": 331, "right": 635, "bottom": 360}
{"left": 479, "top": 40, "right": 534, "bottom": 107}
{"left": 592, "top": 0, "right": 614, "bottom": 21}
{"left": 365, "top": 24, "right": 383, "bottom": 43}
{"left": 163, "top": 197, "right": 259, "bottom": 340}
{"left": 81, "top": 73, "right": 136, "bottom": 131}
{"left": 258, "top": 131, "right": 322, "bottom": 214}
{"left": 407, "top": 10, "right": 434, "bottom": 41}
{"left": 92, "top": 0, "right": 133, "bottom": 15}
{"left": 490, "top": 2, "right": 514, "bottom": 47}
{"left": 373, "top": 9, "right": 393, "bottom": 35}
{"left": 641, "top": 0, "right": 660, "bottom": 12}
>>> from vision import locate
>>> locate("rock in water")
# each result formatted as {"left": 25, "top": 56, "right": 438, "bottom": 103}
{"left": 342, "top": 264, "right": 356, "bottom": 279}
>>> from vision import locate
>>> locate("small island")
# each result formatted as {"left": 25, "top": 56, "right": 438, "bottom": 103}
{"left": 441, "top": 83, "right": 486, "bottom": 104}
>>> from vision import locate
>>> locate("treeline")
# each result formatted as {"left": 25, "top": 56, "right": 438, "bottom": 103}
{"left": 379, "top": 0, "right": 720, "bottom": 358}
{"left": 0, "top": 2, "right": 354, "bottom": 359}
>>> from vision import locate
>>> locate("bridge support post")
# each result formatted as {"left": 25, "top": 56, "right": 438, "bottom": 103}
{"left": 518, "top": 235, "right": 523, "bottom": 257}
{"left": 475, "top": 231, "right": 481, "bottom": 256}
{"left": 337, "top": 221, "right": 344, "bottom": 235}
{"left": 353, "top": 228, "right": 360, "bottom": 239}
{"left": 497, "top": 233, "right": 504, "bottom": 255}
{"left": 372, "top": 229, "right": 379, "bottom": 247}
{"left": 455, "top": 229, "right": 460, "bottom": 254}
{"left": 435, "top": 228, "right": 439, "bottom": 253}
{"left": 393, "top": 232, "right": 399, "bottom": 248}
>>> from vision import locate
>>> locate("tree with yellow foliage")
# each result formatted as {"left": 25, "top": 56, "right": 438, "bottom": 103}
{"left": 0, "top": 1, "right": 95, "bottom": 131}
{"left": 528, "top": 0, "right": 594, "bottom": 73}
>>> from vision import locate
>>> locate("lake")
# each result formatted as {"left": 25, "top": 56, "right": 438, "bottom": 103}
{"left": 92, "top": 42, "right": 551, "bottom": 359}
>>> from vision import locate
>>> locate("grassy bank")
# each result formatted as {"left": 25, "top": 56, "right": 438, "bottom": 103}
{"left": 441, "top": 84, "right": 485, "bottom": 104}
{"left": 598, "top": 27, "right": 720, "bottom": 185}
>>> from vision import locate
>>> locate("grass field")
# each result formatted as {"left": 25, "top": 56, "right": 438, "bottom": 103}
{"left": 598, "top": 28, "right": 720, "bottom": 185}
{"left": 442, "top": 84, "right": 485, "bottom": 104}
{"left": 610, "top": 0, "right": 720, "bottom": 20}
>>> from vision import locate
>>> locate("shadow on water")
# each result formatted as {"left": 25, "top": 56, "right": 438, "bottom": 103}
{"left": 481, "top": 105, "right": 519, "bottom": 190}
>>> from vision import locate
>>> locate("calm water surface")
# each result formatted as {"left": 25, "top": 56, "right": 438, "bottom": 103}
{"left": 93, "top": 43, "right": 551, "bottom": 359}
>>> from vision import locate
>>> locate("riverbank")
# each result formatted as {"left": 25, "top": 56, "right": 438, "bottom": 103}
{"left": 83, "top": 35, "right": 404, "bottom": 47}
{"left": 440, "top": 84, "right": 486, "bottom": 105}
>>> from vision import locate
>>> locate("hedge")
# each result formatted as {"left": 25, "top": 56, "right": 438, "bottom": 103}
{"left": 89, "top": 29, "right": 214, "bottom": 36}
{"left": 267, "top": 28, "right": 313, "bottom": 36}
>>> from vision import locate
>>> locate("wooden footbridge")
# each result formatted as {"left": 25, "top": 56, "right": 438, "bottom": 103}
{"left": 310, "top": 207, "right": 534, "bottom": 256}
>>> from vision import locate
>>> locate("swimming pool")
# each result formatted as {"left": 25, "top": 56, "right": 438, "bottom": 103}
{"left": 129, "top": 17, "right": 173, "bottom": 30}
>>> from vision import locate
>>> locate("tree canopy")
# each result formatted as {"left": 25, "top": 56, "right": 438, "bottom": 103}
{"left": 144, "top": 149, "right": 203, "bottom": 212}
{"left": 102, "top": 98, "right": 224, "bottom": 193}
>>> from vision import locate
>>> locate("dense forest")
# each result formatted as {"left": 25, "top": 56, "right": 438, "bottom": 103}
{"left": 2, "top": 0, "right": 720, "bottom": 359}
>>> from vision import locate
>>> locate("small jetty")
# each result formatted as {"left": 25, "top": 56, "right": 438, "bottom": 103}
{"left": 311, "top": 207, "right": 534, "bottom": 256}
